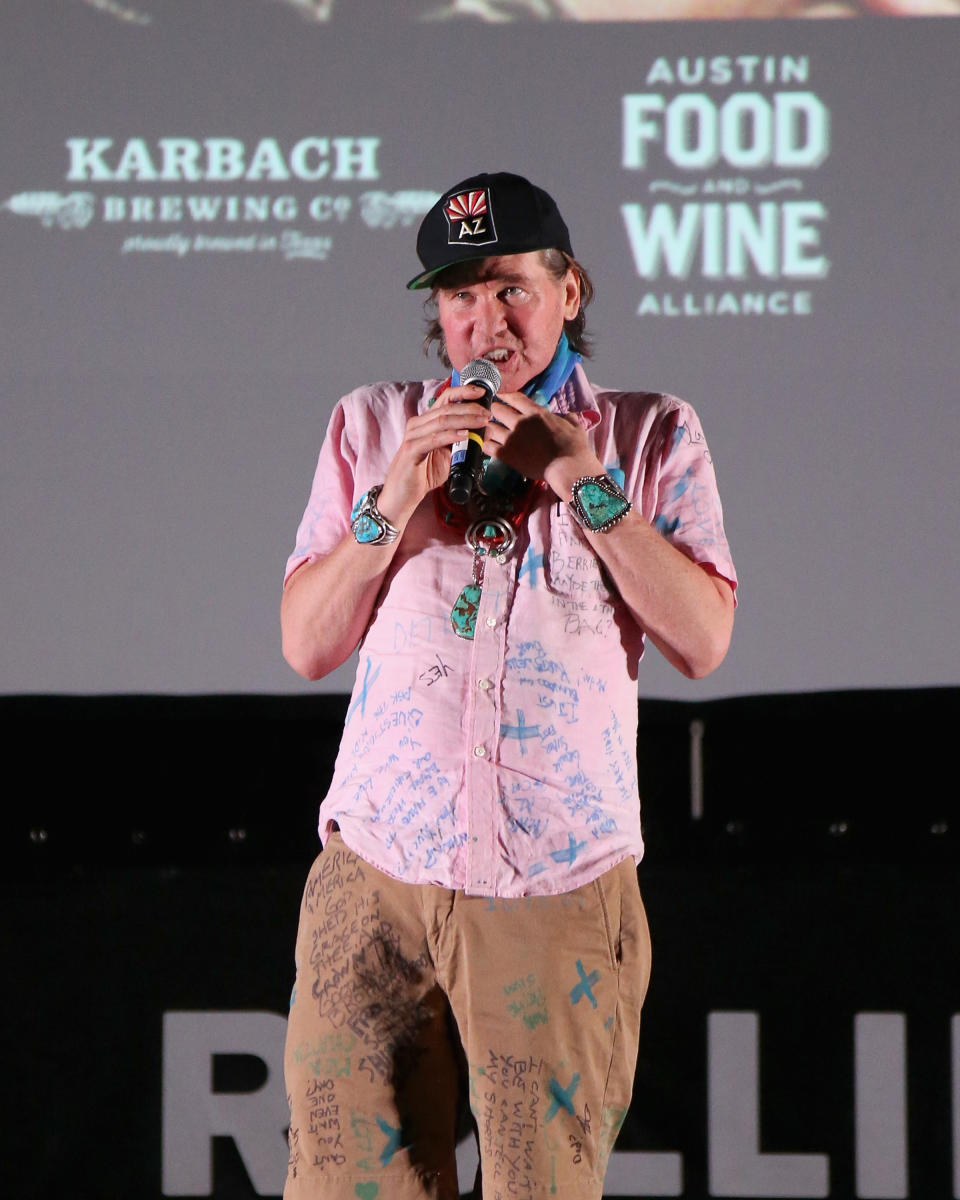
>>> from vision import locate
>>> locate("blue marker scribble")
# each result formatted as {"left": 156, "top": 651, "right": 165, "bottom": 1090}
{"left": 670, "top": 466, "right": 694, "bottom": 502}
{"left": 346, "top": 656, "right": 381, "bottom": 725}
{"left": 569, "top": 960, "right": 600, "bottom": 1009}
{"left": 501, "top": 710, "right": 541, "bottom": 756}
{"left": 654, "top": 514, "right": 682, "bottom": 537}
{"left": 550, "top": 833, "right": 587, "bottom": 867}
{"left": 376, "top": 1116, "right": 402, "bottom": 1166}
{"left": 545, "top": 1073, "right": 581, "bottom": 1122}
{"left": 518, "top": 546, "right": 545, "bottom": 588}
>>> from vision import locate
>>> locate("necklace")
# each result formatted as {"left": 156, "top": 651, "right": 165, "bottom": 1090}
{"left": 436, "top": 332, "right": 581, "bottom": 640}
{"left": 434, "top": 465, "right": 545, "bottom": 640}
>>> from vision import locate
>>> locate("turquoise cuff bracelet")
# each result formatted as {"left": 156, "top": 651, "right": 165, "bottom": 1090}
{"left": 569, "top": 474, "right": 632, "bottom": 534}
{"left": 351, "top": 485, "right": 400, "bottom": 546}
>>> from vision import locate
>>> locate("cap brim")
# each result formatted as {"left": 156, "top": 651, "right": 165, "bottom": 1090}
{"left": 406, "top": 246, "right": 516, "bottom": 291}
{"left": 405, "top": 265, "right": 446, "bottom": 291}
{"left": 407, "top": 237, "right": 575, "bottom": 291}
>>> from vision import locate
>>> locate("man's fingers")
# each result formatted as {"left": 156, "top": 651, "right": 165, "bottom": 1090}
{"left": 430, "top": 400, "right": 490, "bottom": 424}
{"left": 491, "top": 390, "right": 537, "bottom": 414}
{"left": 434, "top": 383, "right": 486, "bottom": 408}
{"left": 404, "top": 412, "right": 489, "bottom": 462}
{"left": 406, "top": 405, "right": 489, "bottom": 446}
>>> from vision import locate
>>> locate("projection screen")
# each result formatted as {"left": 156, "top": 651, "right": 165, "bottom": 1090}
{"left": 2, "top": 0, "right": 958, "bottom": 700}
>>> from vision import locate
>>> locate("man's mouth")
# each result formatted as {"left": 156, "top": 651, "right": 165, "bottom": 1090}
{"left": 482, "top": 348, "right": 512, "bottom": 364}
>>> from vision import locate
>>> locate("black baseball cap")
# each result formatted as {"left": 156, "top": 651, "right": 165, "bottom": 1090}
{"left": 406, "top": 171, "right": 574, "bottom": 290}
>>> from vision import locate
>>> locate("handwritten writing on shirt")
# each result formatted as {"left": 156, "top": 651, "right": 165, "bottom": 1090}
{"left": 500, "top": 785, "right": 550, "bottom": 842}
{"left": 602, "top": 709, "right": 639, "bottom": 808}
{"left": 350, "top": 702, "right": 424, "bottom": 759}
{"left": 506, "top": 640, "right": 580, "bottom": 727}
{"left": 539, "top": 535, "right": 618, "bottom": 639}
{"left": 658, "top": 476, "right": 725, "bottom": 550}
{"left": 418, "top": 652, "right": 453, "bottom": 686}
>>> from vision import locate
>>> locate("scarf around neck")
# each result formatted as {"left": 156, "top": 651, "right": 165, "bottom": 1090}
{"left": 450, "top": 331, "right": 581, "bottom": 407}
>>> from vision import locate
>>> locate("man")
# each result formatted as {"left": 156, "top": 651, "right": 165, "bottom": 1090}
{"left": 281, "top": 171, "right": 736, "bottom": 1200}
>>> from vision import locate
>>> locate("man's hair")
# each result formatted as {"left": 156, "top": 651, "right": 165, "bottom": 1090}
{"left": 421, "top": 249, "right": 595, "bottom": 368}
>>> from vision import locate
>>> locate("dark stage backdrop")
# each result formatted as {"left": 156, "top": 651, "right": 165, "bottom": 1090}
{"left": 3, "top": 689, "right": 958, "bottom": 1200}
{"left": 2, "top": 1, "right": 959, "bottom": 700}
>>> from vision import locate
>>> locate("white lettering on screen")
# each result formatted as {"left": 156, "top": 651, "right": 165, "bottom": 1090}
{"left": 66, "top": 137, "right": 381, "bottom": 182}
{"left": 159, "top": 1009, "right": 945, "bottom": 1196}
{"left": 622, "top": 93, "right": 828, "bottom": 172}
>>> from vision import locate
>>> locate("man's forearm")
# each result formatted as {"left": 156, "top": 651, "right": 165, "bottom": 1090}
{"left": 281, "top": 391, "right": 492, "bottom": 681}
{"left": 546, "top": 455, "right": 735, "bottom": 680}
{"left": 583, "top": 511, "right": 734, "bottom": 677}
{"left": 281, "top": 535, "right": 401, "bottom": 680}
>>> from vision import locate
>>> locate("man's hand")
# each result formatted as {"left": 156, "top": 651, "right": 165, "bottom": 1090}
{"left": 482, "top": 391, "right": 603, "bottom": 495}
{"left": 378, "top": 384, "right": 491, "bottom": 525}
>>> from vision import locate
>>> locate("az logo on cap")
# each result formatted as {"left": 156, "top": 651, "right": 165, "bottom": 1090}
{"left": 444, "top": 188, "right": 497, "bottom": 246}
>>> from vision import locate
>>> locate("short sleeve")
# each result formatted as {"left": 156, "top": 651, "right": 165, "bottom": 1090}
{"left": 283, "top": 400, "right": 357, "bottom": 584}
{"left": 650, "top": 402, "right": 738, "bottom": 601}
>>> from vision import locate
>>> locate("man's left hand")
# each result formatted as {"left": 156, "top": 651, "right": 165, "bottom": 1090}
{"left": 484, "top": 391, "right": 602, "bottom": 495}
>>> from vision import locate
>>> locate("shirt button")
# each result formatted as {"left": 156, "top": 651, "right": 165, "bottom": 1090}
{"left": 474, "top": 745, "right": 486, "bottom": 758}
{"left": 478, "top": 678, "right": 492, "bottom": 691}
{"left": 485, "top": 616, "right": 497, "bottom": 628}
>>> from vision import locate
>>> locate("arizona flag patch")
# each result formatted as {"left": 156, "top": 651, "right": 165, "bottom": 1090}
{"left": 444, "top": 188, "right": 497, "bottom": 246}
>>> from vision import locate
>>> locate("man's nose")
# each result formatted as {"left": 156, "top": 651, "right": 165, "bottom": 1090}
{"left": 474, "top": 297, "right": 508, "bottom": 338}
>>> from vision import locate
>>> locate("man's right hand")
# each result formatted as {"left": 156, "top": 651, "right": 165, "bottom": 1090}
{"left": 378, "top": 384, "right": 491, "bottom": 528}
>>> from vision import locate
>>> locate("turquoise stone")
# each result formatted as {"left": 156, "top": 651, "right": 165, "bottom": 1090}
{"left": 450, "top": 584, "right": 482, "bottom": 639}
{"left": 354, "top": 514, "right": 381, "bottom": 544}
{"left": 581, "top": 482, "right": 628, "bottom": 528}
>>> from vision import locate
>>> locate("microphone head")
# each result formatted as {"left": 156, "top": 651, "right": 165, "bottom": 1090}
{"left": 460, "top": 358, "right": 501, "bottom": 399}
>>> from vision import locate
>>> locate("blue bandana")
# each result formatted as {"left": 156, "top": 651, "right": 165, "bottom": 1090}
{"left": 451, "top": 331, "right": 581, "bottom": 405}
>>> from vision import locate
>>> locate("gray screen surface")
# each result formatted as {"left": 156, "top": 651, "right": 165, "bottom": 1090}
{"left": 2, "top": 2, "right": 957, "bottom": 699}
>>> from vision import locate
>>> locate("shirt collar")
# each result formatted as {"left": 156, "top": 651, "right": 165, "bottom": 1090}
{"left": 550, "top": 363, "right": 601, "bottom": 430}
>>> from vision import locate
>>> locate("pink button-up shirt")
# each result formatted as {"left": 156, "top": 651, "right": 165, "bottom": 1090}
{"left": 286, "top": 365, "right": 736, "bottom": 897}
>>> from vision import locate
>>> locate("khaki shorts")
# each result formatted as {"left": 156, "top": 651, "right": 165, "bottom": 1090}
{"left": 284, "top": 833, "right": 651, "bottom": 1200}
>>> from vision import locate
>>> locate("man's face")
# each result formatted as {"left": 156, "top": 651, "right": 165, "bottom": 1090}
{"left": 435, "top": 252, "right": 580, "bottom": 393}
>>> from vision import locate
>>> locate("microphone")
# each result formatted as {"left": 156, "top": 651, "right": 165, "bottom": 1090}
{"left": 447, "top": 358, "right": 501, "bottom": 505}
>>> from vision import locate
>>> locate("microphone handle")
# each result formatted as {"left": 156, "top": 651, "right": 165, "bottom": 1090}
{"left": 448, "top": 400, "right": 491, "bottom": 505}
